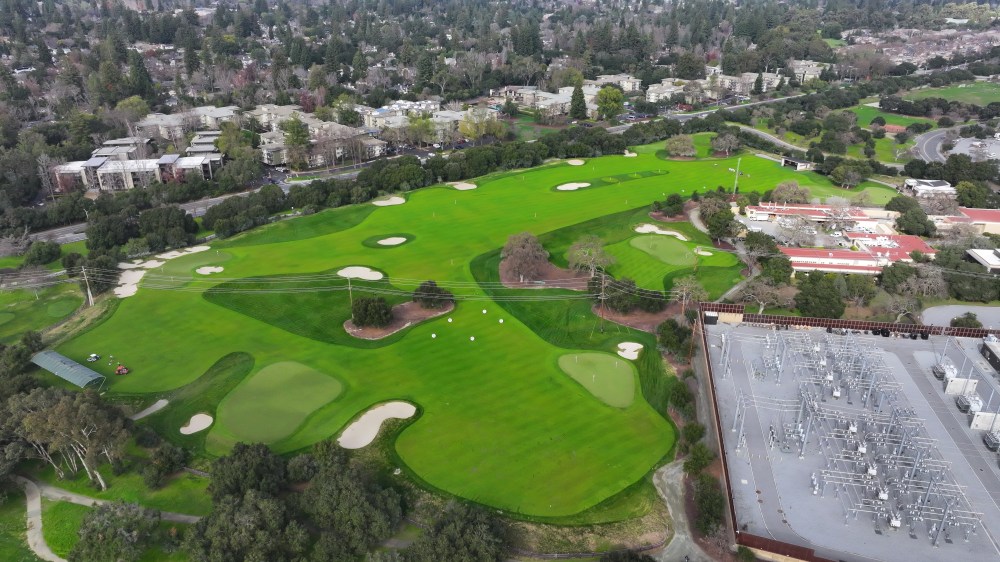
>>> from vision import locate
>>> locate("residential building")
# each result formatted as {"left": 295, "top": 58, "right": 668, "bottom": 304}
{"left": 246, "top": 104, "right": 387, "bottom": 168}
{"left": 788, "top": 60, "right": 828, "bottom": 83}
{"left": 137, "top": 106, "right": 239, "bottom": 140}
{"left": 646, "top": 79, "right": 687, "bottom": 103}
{"left": 584, "top": 73, "right": 642, "bottom": 92}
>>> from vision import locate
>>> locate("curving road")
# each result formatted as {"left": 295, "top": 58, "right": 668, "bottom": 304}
{"left": 913, "top": 127, "right": 954, "bottom": 163}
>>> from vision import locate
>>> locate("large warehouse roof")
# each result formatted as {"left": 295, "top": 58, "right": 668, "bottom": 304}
{"left": 30, "top": 351, "right": 106, "bottom": 389}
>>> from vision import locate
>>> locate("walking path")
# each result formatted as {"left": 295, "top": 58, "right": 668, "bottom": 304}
{"left": 652, "top": 462, "right": 713, "bottom": 562}
{"left": 10, "top": 475, "right": 202, "bottom": 562}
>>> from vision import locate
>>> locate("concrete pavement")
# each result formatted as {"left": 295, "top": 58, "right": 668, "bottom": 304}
{"left": 653, "top": 462, "right": 713, "bottom": 562}
{"left": 11, "top": 475, "right": 65, "bottom": 562}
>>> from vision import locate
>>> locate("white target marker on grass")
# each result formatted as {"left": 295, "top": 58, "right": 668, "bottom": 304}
{"left": 482, "top": 309, "right": 487, "bottom": 314}
{"left": 431, "top": 334, "right": 437, "bottom": 339}
{"left": 448, "top": 318, "right": 453, "bottom": 323}
{"left": 499, "top": 319, "right": 504, "bottom": 324}
{"left": 470, "top": 336, "right": 476, "bottom": 341}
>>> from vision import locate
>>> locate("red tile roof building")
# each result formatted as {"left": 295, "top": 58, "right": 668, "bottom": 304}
{"left": 779, "top": 234, "right": 935, "bottom": 275}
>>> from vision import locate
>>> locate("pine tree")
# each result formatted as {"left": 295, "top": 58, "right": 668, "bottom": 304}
{"left": 751, "top": 72, "right": 764, "bottom": 95}
{"left": 569, "top": 84, "right": 587, "bottom": 120}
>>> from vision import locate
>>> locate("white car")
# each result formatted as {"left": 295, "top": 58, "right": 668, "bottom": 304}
{"left": 432, "top": 143, "right": 442, "bottom": 149}
{"left": 831, "top": 231, "right": 843, "bottom": 237}
{"left": 427, "top": 152, "right": 436, "bottom": 157}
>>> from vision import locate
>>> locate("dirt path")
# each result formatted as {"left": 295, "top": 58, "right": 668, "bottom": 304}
{"left": 10, "top": 476, "right": 65, "bottom": 562}
{"left": 32, "top": 481, "right": 201, "bottom": 524}
{"left": 652, "top": 462, "right": 713, "bottom": 562}
{"left": 687, "top": 208, "right": 709, "bottom": 236}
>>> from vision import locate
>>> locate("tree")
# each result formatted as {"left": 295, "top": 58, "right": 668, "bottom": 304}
{"left": 672, "top": 275, "right": 708, "bottom": 315}
{"left": 279, "top": 116, "right": 310, "bottom": 169}
{"left": 657, "top": 318, "right": 692, "bottom": 357}
{"left": 760, "top": 256, "right": 793, "bottom": 285}
{"left": 412, "top": 281, "right": 453, "bottom": 309}
{"left": 567, "top": 235, "right": 614, "bottom": 277}
{"left": 684, "top": 441, "right": 715, "bottom": 475}
{"left": 595, "top": 86, "right": 625, "bottom": 121}
{"left": 402, "top": 503, "right": 511, "bottom": 562}
{"left": 710, "top": 133, "right": 739, "bottom": 156}
{"left": 738, "top": 278, "right": 790, "bottom": 313}
{"left": 830, "top": 165, "right": 864, "bottom": 189}
{"left": 208, "top": 442, "right": 286, "bottom": 501}
{"left": 751, "top": 73, "right": 764, "bottom": 95}
{"left": 885, "top": 195, "right": 921, "bottom": 214}
{"left": 895, "top": 208, "right": 935, "bottom": 236}
{"left": 956, "top": 181, "right": 993, "bottom": 208}
{"left": 770, "top": 180, "right": 810, "bottom": 204}
{"left": 700, "top": 199, "right": 737, "bottom": 240}
{"left": 502, "top": 232, "right": 550, "bottom": 283}
{"left": 569, "top": 84, "right": 587, "bottom": 120}
{"left": 660, "top": 194, "right": 685, "bottom": 217}
{"left": 674, "top": 52, "right": 706, "bottom": 80}
{"left": 502, "top": 99, "right": 519, "bottom": 118}
{"left": 352, "top": 296, "right": 393, "bottom": 328}
{"left": 794, "top": 271, "right": 845, "bottom": 318}
{"left": 22, "top": 241, "right": 61, "bottom": 266}
{"left": 743, "top": 232, "right": 779, "bottom": 269}
{"left": 184, "top": 490, "right": 309, "bottom": 562}
{"left": 843, "top": 274, "right": 877, "bottom": 308}
{"left": 302, "top": 442, "right": 403, "bottom": 560}
{"left": 114, "top": 96, "right": 150, "bottom": 122}
{"left": 664, "top": 135, "right": 696, "bottom": 158}
{"left": 70, "top": 502, "right": 158, "bottom": 562}
{"left": 951, "top": 312, "right": 983, "bottom": 328}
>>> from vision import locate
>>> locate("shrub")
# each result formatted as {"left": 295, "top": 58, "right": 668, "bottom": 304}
{"left": 951, "top": 312, "right": 982, "bottom": 328}
{"left": 693, "top": 473, "right": 725, "bottom": 535}
{"left": 352, "top": 296, "right": 393, "bottom": 328}
{"left": 413, "top": 280, "right": 453, "bottom": 309}
{"left": 22, "top": 241, "right": 61, "bottom": 266}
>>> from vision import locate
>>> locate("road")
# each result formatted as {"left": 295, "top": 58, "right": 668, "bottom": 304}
{"left": 653, "top": 461, "right": 713, "bottom": 562}
{"left": 913, "top": 126, "right": 954, "bottom": 163}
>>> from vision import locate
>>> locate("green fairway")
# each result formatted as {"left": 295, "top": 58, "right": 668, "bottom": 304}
{"left": 904, "top": 82, "right": 1000, "bottom": 106}
{"left": 0, "top": 283, "right": 83, "bottom": 344}
{"left": 848, "top": 105, "right": 935, "bottom": 129}
{"left": 213, "top": 361, "right": 344, "bottom": 446}
{"left": 558, "top": 353, "right": 635, "bottom": 408}
{"left": 55, "top": 141, "right": 895, "bottom": 518}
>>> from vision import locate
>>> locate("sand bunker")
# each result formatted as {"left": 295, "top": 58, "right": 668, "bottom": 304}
{"left": 338, "top": 266, "right": 384, "bottom": 280}
{"left": 196, "top": 266, "right": 225, "bottom": 275}
{"left": 131, "top": 399, "right": 169, "bottom": 421}
{"left": 377, "top": 237, "right": 407, "bottom": 246}
{"left": 156, "top": 246, "right": 210, "bottom": 260}
{"left": 695, "top": 249, "right": 713, "bottom": 256}
{"left": 114, "top": 270, "right": 146, "bottom": 298}
{"left": 137, "top": 260, "right": 165, "bottom": 269}
{"left": 373, "top": 196, "right": 405, "bottom": 206}
{"left": 180, "top": 413, "right": 213, "bottom": 435}
{"left": 117, "top": 262, "right": 142, "bottom": 270}
{"left": 556, "top": 182, "right": 591, "bottom": 191}
{"left": 617, "top": 342, "right": 644, "bottom": 360}
{"left": 448, "top": 182, "right": 477, "bottom": 190}
{"left": 338, "top": 401, "right": 417, "bottom": 449}
{"left": 634, "top": 224, "right": 689, "bottom": 241}
{"left": 566, "top": 159, "right": 585, "bottom": 166}
{"left": 624, "top": 150, "right": 637, "bottom": 157}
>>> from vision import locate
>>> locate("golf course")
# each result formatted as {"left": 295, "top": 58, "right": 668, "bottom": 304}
{"left": 53, "top": 141, "right": 895, "bottom": 518}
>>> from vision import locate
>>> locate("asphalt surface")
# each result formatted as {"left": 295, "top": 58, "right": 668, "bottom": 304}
{"left": 913, "top": 127, "right": 953, "bottom": 163}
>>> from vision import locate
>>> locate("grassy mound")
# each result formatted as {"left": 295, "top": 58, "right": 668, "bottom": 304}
{"left": 558, "top": 353, "right": 636, "bottom": 408}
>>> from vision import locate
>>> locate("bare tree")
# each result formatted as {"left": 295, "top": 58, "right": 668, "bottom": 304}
{"left": 672, "top": 275, "right": 708, "bottom": 315}
{"left": 567, "top": 235, "right": 615, "bottom": 278}
{"left": 738, "top": 278, "right": 790, "bottom": 313}
{"left": 778, "top": 216, "right": 815, "bottom": 247}
{"left": 37, "top": 154, "right": 64, "bottom": 202}
{"left": 501, "top": 232, "right": 550, "bottom": 283}
{"left": 770, "top": 180, "right": 810, "bottom": 204}
{"left": 882, "top": 294, "right": 918, "bottom": 323}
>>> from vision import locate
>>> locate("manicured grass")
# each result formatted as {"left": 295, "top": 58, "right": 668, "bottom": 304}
{"left": 558, "top": 352, "right": 636, "bottom": 408}
{"left": 212, "top": 361, "right": 344, "bottom": 447}
{"left": 0, "top": 484, "right": 42, "bottom": 562}
{"left": 629, "top": 235, "right": 696, "bottom": 266}
{"left": 824, "top": 38, "right": 846, "bottom": 47}
{"left": 848, "top": 105, "right": 935, "bottom": 129}
{"left": 0, "top": 283, "right": 83, "bottom": 344}
{"left": 904, "top": 82, "right": 1000, "bottom": 106}
{"left": 41, "top": 500, "right": 87, "bottom": 557}
{"left": 134, "top": 352, "right": 255, "bottom": 451}
{"left": 56, "top": 141, "right": 891, "bottom": 518}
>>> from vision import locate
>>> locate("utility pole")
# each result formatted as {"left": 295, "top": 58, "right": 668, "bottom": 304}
{"left": 347, "top": 277, "right": 354, "bottom": 319}
{"left": 599, "top": 272, "right": 607, "bottom": 334}
{"left": 81, "top": 267, "right": 94, "bottom": 307}
{"left": 733, "top": 157, "right": 742, "bottom": 193}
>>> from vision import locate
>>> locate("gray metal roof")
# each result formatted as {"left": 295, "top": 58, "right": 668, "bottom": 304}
{"left": 31, "top": 351, "right": 106, "bottom": 389}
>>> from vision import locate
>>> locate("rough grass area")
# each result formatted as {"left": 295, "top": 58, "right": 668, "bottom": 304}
{"left": 211, "top": 361, "right": 344, "bottom": 448}
{"left": 0, "top": 484, "right": 41, "bottom": 562}
{"left": 848, "top": 105, "right": 936, "bottom": 128}
{"left": 558, "top": 353, "right": 636, "bottom": 408}
{"left": 41, "top": 500, "right": 87, "bottom": 557}
{"left": 904, "top": 82, "right": 1000, "bottom": 106}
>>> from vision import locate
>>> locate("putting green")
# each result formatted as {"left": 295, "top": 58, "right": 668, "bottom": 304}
{"left": 629, "top": 235, "right": 696, "bottom": 266}
{"left": 558, "top": 353, "right": 636, "bottom": 408}
{"left": 213, "top": 361, "right": 343, "bottom": 444}
{"left": 57, "top": 141, "right": 896, "bottom": 517}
